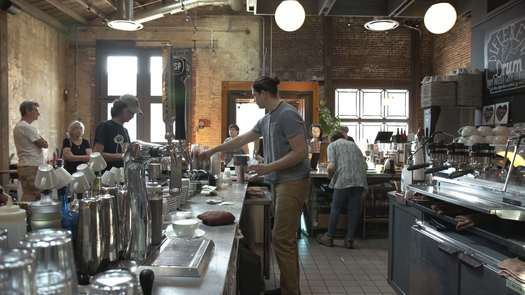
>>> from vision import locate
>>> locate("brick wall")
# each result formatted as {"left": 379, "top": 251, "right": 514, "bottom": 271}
{"left": 6, "top": 11, "right": 67, "bottom": 163}
{"left": 432, "top": 15, "right": 472, "bottom": 75}
{"left": 70, "top": 15, "right": 260, "bottom": 147}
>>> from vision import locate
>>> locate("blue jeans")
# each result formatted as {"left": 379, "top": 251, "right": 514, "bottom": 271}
{"left": 327, "top": 186, "right": 364, "bottom": 241}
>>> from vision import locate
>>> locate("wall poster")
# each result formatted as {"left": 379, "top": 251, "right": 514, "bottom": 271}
{"left": 485, "top": 16, "right": 525, "bottom": 95}
{"left": 482, "top": 104, "right": 495, "bottom": 125}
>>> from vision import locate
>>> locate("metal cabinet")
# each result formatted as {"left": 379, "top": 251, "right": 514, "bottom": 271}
{"left": 388, "top": 199, "right": 422, "bottom": 295}
{"left": 460, "top": 263, "right": 516, "bottom": 295}
{"left": 409, "top": 224, "right": 460, "bottom": 295}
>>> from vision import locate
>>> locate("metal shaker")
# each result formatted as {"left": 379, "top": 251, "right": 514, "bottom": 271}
{"left": 233, "top": 154, "right": 250, "bottom": 183}
{"left": 76, "top": 197, "right": 102, "bottom": 275}
{"left": 116, "top": 188, "right": 131, "bottom": 258}
{"left": 146, "top": 183, "right": 163, "bottom": 245}
{"left": 0, "top": 248, "right": 36, "bottom": 295}
{"left": 99, "top": 194, "right": 119, "bottom": 263}
{"left": 20, "top": 229, "right": 78, "bottom": 295}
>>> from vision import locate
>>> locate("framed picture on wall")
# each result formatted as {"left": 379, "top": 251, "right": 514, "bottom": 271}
{"left": 482, "top": 104, "right": 495, "bottom": 125}
{"left": 495, "top": 102, "right": 509, "bottom": 125}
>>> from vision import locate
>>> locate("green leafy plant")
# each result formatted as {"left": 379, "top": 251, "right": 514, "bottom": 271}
{"left": 318, "top": 100, "right": 341, "bottom": 138}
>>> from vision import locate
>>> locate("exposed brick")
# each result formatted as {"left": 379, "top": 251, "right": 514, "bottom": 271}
{"left": 432, "top": 15, "right": 472, "bottom": 75}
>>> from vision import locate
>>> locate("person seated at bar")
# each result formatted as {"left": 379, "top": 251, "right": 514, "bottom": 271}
{"left": 62, "top": 120, "right": 92, "bottom": 175}
{"left": 222, "top": 123, "right": 249, "bottom": 166}
{"left": 317, "top": 130, "right": 368, "bottom": 249}
{"left": 309, "top": 124, "right": 322, "bottom": 170}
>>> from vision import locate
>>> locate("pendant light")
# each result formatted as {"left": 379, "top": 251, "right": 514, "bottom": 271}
{"left": 424, "top": 2, "right": 457, "bottom": 34}
{"left": 274, "top": 0, "right": 305, "bottom": 32}
{"left": 108, "top": 0, "right": 143, "bottom": 31}
{"left": 364, "top": 19, "right": 399, "bottom": 32}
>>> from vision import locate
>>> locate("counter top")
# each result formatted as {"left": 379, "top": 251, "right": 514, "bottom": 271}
{"left": 310, "top": 169, "right": 401, "bottom": 180}
{"left": 152, "top": 182, "right": 248, "bottom": 295}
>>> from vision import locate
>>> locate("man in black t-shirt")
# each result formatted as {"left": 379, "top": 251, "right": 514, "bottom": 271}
{"left": 93, "top": 94, "right": 143, "bottom": 170}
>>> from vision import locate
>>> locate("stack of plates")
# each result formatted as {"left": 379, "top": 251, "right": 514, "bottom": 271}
{"left": 181, "top": 178, "right": 190, "bottom": 202}
{"left": 163, "top": 192, "right": 179, "bottom": 213}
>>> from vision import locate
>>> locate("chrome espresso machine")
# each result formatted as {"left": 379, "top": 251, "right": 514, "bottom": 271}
{"left": 393, "top": 129, "right": 525, "bottom": 295}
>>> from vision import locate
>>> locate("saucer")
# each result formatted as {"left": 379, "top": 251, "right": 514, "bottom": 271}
{"left": 166, "top": 226, "right": 205, "bottom": 239}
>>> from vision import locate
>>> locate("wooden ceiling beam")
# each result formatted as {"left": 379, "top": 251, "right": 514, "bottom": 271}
{"left": 44, "top": 0, "right": 87, "bottom": 24}
{"left": 10, "top": 0, "right": 67, "bottom": 31}
{"left": 70, "top": 0, "right": 109, "bottom": 22}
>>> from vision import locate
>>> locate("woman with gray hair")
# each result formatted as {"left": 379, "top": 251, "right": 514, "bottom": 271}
{"left": 62, "top": 120, "right": 92, "bottom": 174}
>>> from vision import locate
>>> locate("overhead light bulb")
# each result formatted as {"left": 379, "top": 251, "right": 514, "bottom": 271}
{"left": 108, "top": 20, "right": 143, "bottom": 31}
{"left": 364, "top": 19, "right": 399, "bottom": 32}
{"left": 424, "top": 2, "right": 457, "bottom": 34}
{"left": 274, "top": 0, "right": 305, "bottom": 32}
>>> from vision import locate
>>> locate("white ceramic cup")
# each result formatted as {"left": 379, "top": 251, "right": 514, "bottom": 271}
{"left": 169, "top": 211, "right": 193, "bottom": 222}
{"left": 455, "top": 137, "right": 468, "bottom": 144}
{"left": 71, "top": 172, "right": 90, "bottom": 194}
{"left": 477, "top": 126, "right": 493, "bottom": 136}
{"left": 171, "top": 219, "right": 200, "bottom": 238}
{"left": 109, "top": 167, "right": 122, "bottom": 184}
{"left": 77, "top": 163, "right": 95, "bottom": 183}
{"left": 493, "top": 126, "right": 510, "bottom": 136}
{"left": 34, "top": 164, "right": 57, "bottom": 191}
{"left": 101, "top": 171, "right": 117, "bottom": 187}
{"left": 89, "top": 152, "right": 107, "bottom": 173}
{"left": 493, "top": 136, "right": 508, "bottom": 145}
{"left": 467, "top": 135, "right": 484, "bottom": 145}
{"left": 54, "top": 167, "right": 73, "bottom": 189}
{"left": 458, "top": 126, "right": 479, "bottom": 137}
{"left": 484, "top": 136, "right": 495, "bottom": 144}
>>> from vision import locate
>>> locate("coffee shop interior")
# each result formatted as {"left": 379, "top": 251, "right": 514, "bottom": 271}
{"left": 1, "top": 0, "right": 525, "bottom": 294}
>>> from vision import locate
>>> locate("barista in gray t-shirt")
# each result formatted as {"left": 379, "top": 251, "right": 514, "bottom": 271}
{"left": 200, "top": 76, "right": 309, "bottom": 295}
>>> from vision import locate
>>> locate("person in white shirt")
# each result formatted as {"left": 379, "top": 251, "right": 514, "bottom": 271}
{"left": 13, "top": 101, "right": 48, "bottom": 201}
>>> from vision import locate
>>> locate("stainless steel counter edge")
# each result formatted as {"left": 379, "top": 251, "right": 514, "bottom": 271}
{"left": 149, "top": 182, "right": 248, "bottom": 295}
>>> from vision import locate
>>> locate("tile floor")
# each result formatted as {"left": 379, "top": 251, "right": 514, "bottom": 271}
{"left": 265, "top": 238, "right": 395, "bottom": 295}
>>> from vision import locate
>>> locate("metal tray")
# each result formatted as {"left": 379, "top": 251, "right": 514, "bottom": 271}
{"left": 138, "top": 238, "right": 214, "bottom": 277}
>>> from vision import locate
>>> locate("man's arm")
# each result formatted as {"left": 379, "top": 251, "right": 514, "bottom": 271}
{"left": 203, "top": 131, "right": 260, "bottom": 158}
{"left": 250, "top": 133, "right": 307, "bottom": 175}
{"left": 327, "top": 162, "right": 336, "bottom": 178}
{"left": 33, "top": 137, "right": 48, "bottom": 149}
{"left": 93, "top": 143, "right": 123, "bottom": 162}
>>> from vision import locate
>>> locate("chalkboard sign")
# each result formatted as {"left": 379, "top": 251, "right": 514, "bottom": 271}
{"left": 485, "top": 16, "right": 525, "bottom": 95}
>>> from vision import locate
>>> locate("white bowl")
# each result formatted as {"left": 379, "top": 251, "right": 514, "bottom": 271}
{"left": 171, "top": 219, "right": 200, "bottom": 238}
{"left": 493, "top": 126, "right": 510, "bottom": 136}
{"left": 169, "top": 211, "right": 193, "bottom": 222}
{"left": 477, "top": 126, "right": 493, "bottom": 136}
{"left": 458, "top": 126, "right": 479, "bottom": 137}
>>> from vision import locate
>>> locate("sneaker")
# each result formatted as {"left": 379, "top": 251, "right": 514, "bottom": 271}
{"left": 316, "top": 233, "right": 333, "bottom": 247}
{"left": 264, "top": 288, "right": 281, "bottom": 295}
{"left": 344, "top": 240, "right": 355, "bottom": 249}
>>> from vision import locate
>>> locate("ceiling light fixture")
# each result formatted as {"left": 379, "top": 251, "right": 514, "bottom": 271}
{"left": 108, "top": 0, "right": 143, "bottom": 31}
{"left": 364, "top": 19, "right": 399, "bottom": 32}
{"left": 274, "top": 0, "right": 305, "bottom": 32}
{"left": 424, "top": 2, "right": 457, "bottom": 34}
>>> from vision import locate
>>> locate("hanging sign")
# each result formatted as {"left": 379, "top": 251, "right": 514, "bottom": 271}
{"left": 485, "top": 16, "right": 525, "bottom": 95}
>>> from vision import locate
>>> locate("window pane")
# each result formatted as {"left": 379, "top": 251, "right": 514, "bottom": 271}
{"left": 361, "top": 89, "right": 383, "bottom": 118}
{"left": 385, "top": 123, "right": 408, "bottom": 134}
{"left": 335, "top": 89, "right": 358, "bottom": 118}
{"left": 107, "top": 103, "right": 137, "bottom": 142}
{"left": 341, "top": 123, "right": 359, "bottom": 141}
{"left": 150, "top": 103, "right": 168, "bottom": 143}
{"left": 107, "top": 56, "right": 137, "bottom": 96}
{"left": 385, "top": 90, "right": 408, "bottom": 118}
{"left": 150, "top": 56, "right": 163, "bottom": 96}
{"left": 360, "top": 123, "right": 383, "bottom": 144}
{"left": 236, "top": 102, "right": 266, "bottom": 157}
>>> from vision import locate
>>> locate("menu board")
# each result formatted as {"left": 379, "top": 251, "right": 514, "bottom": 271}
{"left": 485, "top": 16, "right": 525, "bottom": 95}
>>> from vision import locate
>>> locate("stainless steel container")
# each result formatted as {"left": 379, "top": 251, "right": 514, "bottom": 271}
{"left": 116, "top": 188, "right": 131, "bottom": 258}
{"left": 20, "top": 229, "right": 77, "bottom": 295}
{"left": 146, "top": 183, "right": 163, "bottom": 246}
{"left": 0, "top": 248, "right": 36, "bottom": 295}
{"left": 90, "top": 269, "right": 139, "bottom": 295}
{"left": 76, "top": 197, "right": 102, "bottom": 275}
{"left": 29, "top": 197, "right": 61, "bottom": 231}
{"left": 0, "top": 228, "right": 8, "bottom": 250}
{"left": 233, "top": 154, "right": 249, "bottom": 183}
{"left": 99, "top": 194, "right": 119, "bottom": 263}
{"left": 148, "top": 163, "right": 162, "bottom": 183}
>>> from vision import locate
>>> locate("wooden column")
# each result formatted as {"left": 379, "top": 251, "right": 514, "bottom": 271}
{"left": 0, "top": 11, "right": 9, "bottom": 185}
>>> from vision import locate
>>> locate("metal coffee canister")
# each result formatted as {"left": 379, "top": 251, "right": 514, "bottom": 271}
{"left": 30, "top": 197, "right": 61, "bottom": 230}
{"left": 99, "top": 194, "right": 119, "bottom": 263}
{"left": 146, "top": 183, "right": 163, "bottom": 246}
{"left": 20, "top": 229, "right": 78, "bottom": 295}
{"left": 76, "top": 197, "right": 103, "bottom": 275}
{"left": 0, "top": 248, "right": 36, "bottom": 295}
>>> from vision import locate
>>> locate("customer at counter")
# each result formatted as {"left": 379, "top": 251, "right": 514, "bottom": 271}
{"left": 317, "top": 130, "right": 367, "bottom": 249}
{"left": 62, "top": 121, "right": 92, "bottom": 174}
{"left": 13, "top": 101, "right": 48, "bottom": 201}
{"left": 223, "top": 123, "right": 249, "bottom": 166}
{"left": 200, "top": 76, "right": 310, "bottom": 295}
{"left": 93, "top": 94, "right": 142, "bottom": 170}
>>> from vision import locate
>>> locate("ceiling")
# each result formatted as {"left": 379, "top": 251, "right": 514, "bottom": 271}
{"left": 4, "top": 0, "right": 469, "bottom": 31}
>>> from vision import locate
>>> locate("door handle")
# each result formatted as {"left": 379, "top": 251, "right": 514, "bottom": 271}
{"left": 458, "top": 253, "right": 483, "bottom": 269}
{"left": 438, "top": 243, "right": 459, "bottom": 255}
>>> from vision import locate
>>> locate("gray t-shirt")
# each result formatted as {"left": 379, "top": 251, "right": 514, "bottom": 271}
{"left": 327, "top": 138, "right": 368, "bottom": 189}
{"left": 252, "top": 102, "right": 310, "bottom": 184}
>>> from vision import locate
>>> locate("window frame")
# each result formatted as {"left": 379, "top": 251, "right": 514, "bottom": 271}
{"left": 335, "top": 88, "right": 409, "bottom": 143}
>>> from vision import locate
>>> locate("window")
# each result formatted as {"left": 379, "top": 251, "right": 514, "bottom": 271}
{"left": 99, "top": 47, "right": 165, "bottom": 143}
{"left": 335, "top": 88, "right": 409, "bottom": 144}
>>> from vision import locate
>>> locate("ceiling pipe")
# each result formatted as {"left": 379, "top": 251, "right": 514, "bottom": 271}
{"left": 134, "top": 0, "right": 241, "bottom": 24}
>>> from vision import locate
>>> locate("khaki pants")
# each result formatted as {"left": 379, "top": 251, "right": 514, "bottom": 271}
{"left": 272, "top": 177, "right": 310, "bottom": 295}
{"left": 17, "top": 166, "right": 39, "bottom": 202}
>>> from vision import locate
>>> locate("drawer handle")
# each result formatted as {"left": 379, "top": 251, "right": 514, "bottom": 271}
{"left": 438, "top": 243, "right": 459, "bottom": 255}
{"left": 458, "top": 253, "right": 483, "bottom": 269}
